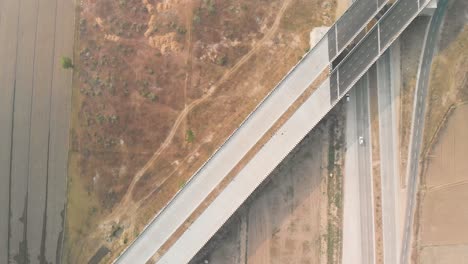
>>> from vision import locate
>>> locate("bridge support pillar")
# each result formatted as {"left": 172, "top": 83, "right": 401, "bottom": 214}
{"left": 420, "top": 0, "right": 438, "bottom": 16}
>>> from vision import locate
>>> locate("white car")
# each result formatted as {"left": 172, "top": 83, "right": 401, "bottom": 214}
{"left": 359, "top": 136, "right": 364, "bottom": 145}
{"left": 345, "top": 93, "right": 350, "bottom": 102}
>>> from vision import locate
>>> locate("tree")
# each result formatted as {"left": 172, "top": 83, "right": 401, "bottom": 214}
{"left": 61, "top": 56, "right": 74, "bottom": 69}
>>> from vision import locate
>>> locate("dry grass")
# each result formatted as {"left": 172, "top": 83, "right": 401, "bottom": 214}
{"left": 422, "top": 26, "right": 468, "bottom": 154}
{"left": 323, "top": 106, "right": 345, "bottom": 264}
{"left": 416, "top": 105, "right": 468, "bottom": 263}
{"left": 368, "top": 69, "right": 384, "bottom": 264}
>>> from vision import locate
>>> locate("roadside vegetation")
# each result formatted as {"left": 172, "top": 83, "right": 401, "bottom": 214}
{"left": 324, "top": 106, "right": 345, "bottom": 264}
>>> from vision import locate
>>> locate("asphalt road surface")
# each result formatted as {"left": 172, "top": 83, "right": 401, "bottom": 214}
{"left": 379, "top": 0, "right": 419, "bottom": 49}
{"left": 342, "top": 72, "right": 376, "bottom": 264}
{"left": 328, "top": 25, "right": 338, "bottom": 59}
{"left": 336, "top": 0, "right": 378, "bottom": 50}
{"left": 338, "top": 28, "right": 379, "bottom": 92}
{"left": 335, "top": 0, "right": 437, "bottom": 99}
{"left": 342, "top": 84, "right": 363, "bottom": 264}
{"left": 355, "top": 73, "right": 376, "bottom": 264}
{"left": 0, "top": 0, "right": 75, "bottom": 263}
{"left": 377, "top": 50, "right": 400, "bottom": 264}
{"left": 400, "top": 0, "right": 447, "bottom": 262}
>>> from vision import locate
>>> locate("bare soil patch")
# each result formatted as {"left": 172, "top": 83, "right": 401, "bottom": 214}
{"left": 420, "top": 244, "right": 468, "bottom": 264}
{"left": 335, "top": 0, "right": 350, "bottom": 18}
{"left": 417, "top": 105, "right": 468, "bottom": 263}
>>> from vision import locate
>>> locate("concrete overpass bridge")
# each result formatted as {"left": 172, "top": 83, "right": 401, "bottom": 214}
{"left": 115, "top": 0, "right": 436, "bottom": 262}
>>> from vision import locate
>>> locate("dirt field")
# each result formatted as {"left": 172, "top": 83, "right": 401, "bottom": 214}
{"left": 190, "top": 108, "right": 345, "bottom": 264}
{"left": 64, "top": 0, "right": 337, "bottom": 262}
{"left": 422, "top": 34, "right": 468, "bottom": 154}
{"left": 335, "top": 0, "right": 350, "bottom": 18}
{"left": 418, "top": 104, "right": 468, "bottom": 263}
{"left": 416, "top": 0, "right": 468, "bottom": 260}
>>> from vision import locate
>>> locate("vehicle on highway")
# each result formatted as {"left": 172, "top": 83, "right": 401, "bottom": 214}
{"left": 359, "top": 136, "right": 365, "bottom": 145}
{"left": 346, "top": 93, "right": 350, "bottom": 102}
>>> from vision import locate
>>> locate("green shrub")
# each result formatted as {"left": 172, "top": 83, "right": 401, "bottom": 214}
{"left": 186, "top": 129, "right": 195, "bottom": 143}
{"left": 61, "top": 56, "right": 74, "bottom": 69}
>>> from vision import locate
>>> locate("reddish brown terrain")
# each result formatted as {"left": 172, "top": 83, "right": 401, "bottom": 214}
{"left": 64, "top": 0, "right": 336, "bottom": 262}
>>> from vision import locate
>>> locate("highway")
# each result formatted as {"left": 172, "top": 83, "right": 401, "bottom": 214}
{"left": 336, "top": 0, "right": 378, "bottom": 50}
{"left": 355, "top": 73, "right": 376, "bottom": 264}
{"left": 379, "top": 0, "right": 419, "bottom": 49}
{"left": 118, "top": 0, "right": 438, "bottom": 262}
{"left": 329, "top": 0, "right": 387, "bottom": 58}
{"left": 342, "top": 73, "right": 375, "bottom": 264}
{"left": 400, "top": 0, "right": 447, "bottom": 262}
{"left": 342, "top": 85, "right": 362, "bottom": 264}
{"left": 333, "top": 0, "right": 437, "bottom": 103}
{"left": 337, "top": 28, "right": 379, "bottom": 93}
{"left": 376, "top": 50, "right": 400, "bottom": 264}
{"left": 0, "top": 0, "right": 75, "bottom": 263}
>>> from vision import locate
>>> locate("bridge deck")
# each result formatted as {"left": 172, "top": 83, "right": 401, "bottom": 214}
{"left": 114, "top": 0, "right": 427, "bottom": 262}
{"left": 156, "top": 0, "right": 434, "bottom": 263}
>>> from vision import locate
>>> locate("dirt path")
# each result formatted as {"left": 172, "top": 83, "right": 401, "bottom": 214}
{"left": 183, "top": 1, "right": 195, "bottom": 131}
{"left": 116, "top": 0, "right": 294, "bottom": 214}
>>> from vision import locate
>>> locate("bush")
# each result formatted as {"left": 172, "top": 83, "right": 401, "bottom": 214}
{"left": 186, "top": 129, "right": 195, "bottom": 143}
{"left": 216, "top": 55, "right": 227, "bottom": 66}
{"left": 61, "top": 56, "right": 74, "bottom": 69}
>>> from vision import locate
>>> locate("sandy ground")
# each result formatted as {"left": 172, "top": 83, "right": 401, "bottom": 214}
{"left": 335, "top": 0, "right": 351, "bottom": 18}
{"left": 190, "top": 120, "right": 328, "bottom": 264}
{"left": 418, "top": 104, "right": 468, "bottom": 263}
{"left": 420, "top": 244, "right": 468, "bottom": 264}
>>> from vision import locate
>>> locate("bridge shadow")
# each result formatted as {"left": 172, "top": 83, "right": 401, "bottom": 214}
{"left": 189, "top": 103, "right": 344, "bottom": 264}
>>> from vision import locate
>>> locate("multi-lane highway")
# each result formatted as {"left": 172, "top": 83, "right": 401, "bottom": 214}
{"left": 400, "top": 0, "right": 447, "bottom": 262}
{"left": 336, "top": 0, "right": 378, "bottom": 50}
{"left": 342, "top": 85, "right": 363, "bottom": 264}
{"left": 379, "top": 0, "right": 420, "bottom": 49}
{"left": 0, "top": 0, "right": 75, "bottom": 263}
{"left": 342, "top": 73, "right": 375, "bottom": 264}
{"left": 355, "top": 73, "right": 376, "bottom": 264}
